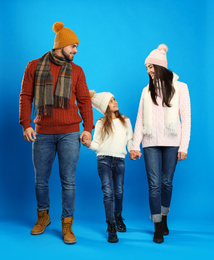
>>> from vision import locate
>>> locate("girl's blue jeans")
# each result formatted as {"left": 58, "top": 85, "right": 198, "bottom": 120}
{"left": 97, "top": 156, "right": 125, "bottom": 223}
{"left": 32, "top": 132, "right": 80, "bottom": 219}
{"left": 143, "top": 146, "right": 179, "bottom": 223}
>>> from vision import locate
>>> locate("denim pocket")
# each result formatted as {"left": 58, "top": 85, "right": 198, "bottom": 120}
{"left": 97, "top": 155, "right": 105, "bottom": 161}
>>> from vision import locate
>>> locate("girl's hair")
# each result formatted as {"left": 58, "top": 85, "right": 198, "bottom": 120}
{"left": 149, "top": 65, "right": 174, "bottom": 107}
{"left": 100, "top": 106, "right": 126, "bottom": 141}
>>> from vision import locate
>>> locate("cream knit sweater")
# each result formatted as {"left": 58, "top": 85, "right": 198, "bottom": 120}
{"left": 90, "top": 118, "right": 133, "bottom": 158}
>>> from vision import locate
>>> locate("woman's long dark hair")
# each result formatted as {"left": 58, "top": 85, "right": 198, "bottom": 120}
{"left": 100, "top": 107, "right": 126, "bottom": 141}
{"left": 149, "top": 65, "right": 174, "bottom": 107}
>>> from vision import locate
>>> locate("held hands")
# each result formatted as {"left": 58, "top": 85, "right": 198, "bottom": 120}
{"left": 23, "top": 127, "right": 36, "bottom": 142}
{"left": 80, "top": 131, "right": 91, "bottom": 148}
{"left": 129, "top": 150, "right": 142, "bottom": 160}
{"left": 178, "top": 152, "right": 187, "bottom": 161}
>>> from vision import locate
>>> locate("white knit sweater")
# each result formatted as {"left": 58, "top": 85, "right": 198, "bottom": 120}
{"left": 90, "top": 118, "right": 133, "bottom": 158}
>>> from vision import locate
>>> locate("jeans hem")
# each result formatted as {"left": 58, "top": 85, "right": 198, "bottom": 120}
{"left": 106, "top": 219, "right": 116, "bottom": 224}
{"left": 161, "top": 206, "right": 170, "bottom": 214}
{"left": 37, "top": 207, "right": 49, "bottom": 212}
{"left": 62, "top": 215, "right": 74, "bottom": 219}
{"left": 151, "top": 214, "right": 162, "bottom": 223}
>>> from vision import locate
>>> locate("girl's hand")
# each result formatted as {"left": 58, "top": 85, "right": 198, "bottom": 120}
{"left": 81, "top": 135, "right": 91, "bottom": 148}
{"left": 82, "top": 139, "right": 91, "bottom": 148}
{"left": 178, "top": 152, "right": 187, "bottom": 161}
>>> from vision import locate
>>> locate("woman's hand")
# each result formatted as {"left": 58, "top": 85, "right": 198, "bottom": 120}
{"left": 129, "top": 150, "right": 142, "bottom": 160}
{"left": 178, "top": 152, "right": 187, "bottom": 161}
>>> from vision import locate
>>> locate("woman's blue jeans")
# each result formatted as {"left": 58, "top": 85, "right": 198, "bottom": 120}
{"left": 97, "top": 156, "right": 125, "bottom": 223}
{"left": 32, "top": 132, "right": 80, "bottom": 219}
{"left": 143, "top": 146, "right": 179, "bottom": 223}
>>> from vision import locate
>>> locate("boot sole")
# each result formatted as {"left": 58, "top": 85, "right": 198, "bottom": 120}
{"left": 163, "top": 232, "right": 169, "bottom": 236}
{"left": 108, "top": 239, "right": 119, "bottom": 243}
{"left": 31, "top": 221, "right": 51, "bottom": 235}
{"left": 116, "top": 228, "right": 126, "bottom": 233}
{"left": 153, "top": 237, "right": 164, "bottom": 244}
{"left": 64, "top": 240, "right": 77, "bottom": 244}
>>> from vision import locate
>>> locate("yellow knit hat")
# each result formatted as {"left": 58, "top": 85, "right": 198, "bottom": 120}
{"left": 53, "top": 22, "right": 79, "bottom": 49}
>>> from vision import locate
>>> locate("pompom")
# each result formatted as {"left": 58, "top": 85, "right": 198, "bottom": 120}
{"left": 53, "top": 22, "right": 64, "bottom": 33}
{"left": 158, "top": 44, "right": 168, "bottom": 53}
{"left": 89, "top": 90, "right": 96, "bottom": 99}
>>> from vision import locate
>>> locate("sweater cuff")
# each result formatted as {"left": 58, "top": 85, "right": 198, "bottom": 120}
{"left": 178, "top": 146, "right": 188, "bottom": 154}
{"left": 21, "top": 121, "right": 32, "bottom": 132}
{"left": 130, "top": 144, "right": 141, "bottom": 151}
{"left": 89, "top": 142, "right": 97, "bottom": 151}
{"left": 83, "top": 124, "right": 95, "bottom": 134}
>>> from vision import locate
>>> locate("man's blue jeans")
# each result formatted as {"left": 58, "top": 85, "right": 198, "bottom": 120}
{"left": 32, "top": 132, "right": 80, "bottom": 219}
{"left": 97, "top": 156, "right": 125, "bottom": 223}
{"left": 143, "top": 146, "right": 179, "bottom": 223}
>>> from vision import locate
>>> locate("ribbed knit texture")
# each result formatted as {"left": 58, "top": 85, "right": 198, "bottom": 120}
{"left": 131, "top": 80, "right": 191, "bottom": 154}
{"left": 19, "top": 58, "right": 93, "bottom": 134}
{"left": 90, "top": 118, "right": 133, "bottom": 158}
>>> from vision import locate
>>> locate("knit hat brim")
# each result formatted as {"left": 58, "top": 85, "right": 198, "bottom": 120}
{"left": 91, "top": 92, "right": 114, "bottom": 115}
{"left": 145, "top": 44, "right": 168, "bottom": 69}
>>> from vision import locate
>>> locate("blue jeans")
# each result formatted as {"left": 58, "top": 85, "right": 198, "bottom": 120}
{"left": 32, "top": 132, "right": 80, "bottom": 219}
{"left": 97, "top": 156, "right": 125, "bottom": 223}
{"left": 143, "top": 146, "right": 179, "bottom": 223}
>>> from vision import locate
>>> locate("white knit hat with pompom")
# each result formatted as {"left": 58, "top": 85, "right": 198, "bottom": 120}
{"left": 89, "top": 91, "right": 114, "bottom": 115}
{"left": 145, "top": 44, "right": 168, "bottom": 68}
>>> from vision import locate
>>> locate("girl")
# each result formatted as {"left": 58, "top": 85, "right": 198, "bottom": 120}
{"left": 84, "top": 91, "right": 133, "bottom": 243}
{"left": 130, "top": 44, "right": 191, "bottom": 243}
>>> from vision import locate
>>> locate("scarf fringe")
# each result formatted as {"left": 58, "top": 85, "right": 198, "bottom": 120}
{"left": 143, "top": 125, "right": 153, "bottom": 136}
{"left": 34, "top": 105, "right": 54, "bottom": 116}
{"left": 165, "top": 122, "right": 178, "bottom": 135}
{"left": 54, "top": 97, "right": 70, "bottom": 109}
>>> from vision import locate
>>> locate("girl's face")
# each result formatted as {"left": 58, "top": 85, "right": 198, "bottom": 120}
{"left": 146, "top": 64, "right": 155, "bottom": 79}
{"left": 108, "top": 96, "right": 118, "bottom": 113}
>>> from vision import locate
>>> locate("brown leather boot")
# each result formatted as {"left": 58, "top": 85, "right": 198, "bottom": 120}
{"left": 62, "top": 217, "right": 76, "bottom": 244}
{"left": 31, "top": 210, "right": 51, "bottom": 235}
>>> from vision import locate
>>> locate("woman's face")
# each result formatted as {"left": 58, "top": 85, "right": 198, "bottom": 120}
{"left": 146, "top": 64, "right": 155, "bottom": 79}
{"left": 108, "top": 96, "right": 119, "bottom": 113}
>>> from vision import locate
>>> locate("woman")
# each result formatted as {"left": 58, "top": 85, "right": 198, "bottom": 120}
{"left": 83, "top": 91, "right": 133, "bottom": 243}
{"left": 130, "top": 44, "right": 191, "bottom": 243}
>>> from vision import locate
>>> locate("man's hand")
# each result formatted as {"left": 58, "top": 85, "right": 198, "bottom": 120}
{"left": 178, "top": 152, "right": 187, "bottom": 161}
{"left": 129, "top": 150, "right": 142, "bottom": 160}
{"left": 23, "top": 127, "right": 36, "bottom": 142}
{"left": 80, "top": 131, "right": 91, "bottom": 147}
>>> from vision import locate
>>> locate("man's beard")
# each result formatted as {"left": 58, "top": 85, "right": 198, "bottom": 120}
{"left": 62, "top": 48, "right": 73, "bottom": 61}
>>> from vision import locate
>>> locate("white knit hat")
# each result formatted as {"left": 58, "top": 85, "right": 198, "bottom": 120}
{"left": 90, "top": 91, "right": 114, "bottom": 114}
{"left": 145, "top": 44, "right": 168, "bottom": 68}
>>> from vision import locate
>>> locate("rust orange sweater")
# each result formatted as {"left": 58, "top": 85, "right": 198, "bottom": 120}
{"left": 19, "top": 58, "right": 93, "bottom": 134}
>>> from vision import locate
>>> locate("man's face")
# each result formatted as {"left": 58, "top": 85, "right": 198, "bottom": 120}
{"left": 62, "top": 44, "right": 78, "bottom": 61}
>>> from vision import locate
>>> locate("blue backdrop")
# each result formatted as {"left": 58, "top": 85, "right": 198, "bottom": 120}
{"left": 0, "top": 0, "right": 213, "bottom": 257}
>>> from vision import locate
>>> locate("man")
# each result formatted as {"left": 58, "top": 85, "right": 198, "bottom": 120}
{"left": 19, "top": 22, "right": 93, "bottom": 244}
